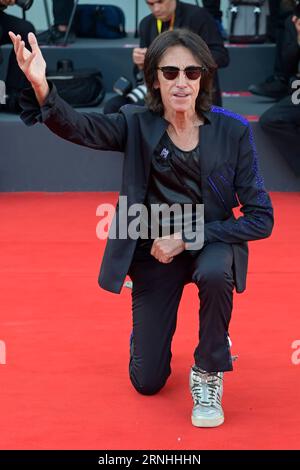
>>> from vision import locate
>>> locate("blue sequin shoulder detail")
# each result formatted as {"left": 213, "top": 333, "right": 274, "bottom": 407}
{"left": 210, "top": 106, "right": 249, "bottom": 127}
{"left": 210, "top": 106, "right": 268, "bottom": 205}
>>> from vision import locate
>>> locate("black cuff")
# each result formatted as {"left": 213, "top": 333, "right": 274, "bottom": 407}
{"left": 19, "top": 81, "right": 57, "bottom": 126}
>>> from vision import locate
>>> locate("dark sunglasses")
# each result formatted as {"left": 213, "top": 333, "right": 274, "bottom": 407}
{"left": 157, "top": 66, "right": 206, "bottom": 80}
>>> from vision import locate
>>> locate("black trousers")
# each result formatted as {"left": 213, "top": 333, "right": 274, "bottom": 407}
{"left": 0, "top": 11, "right": 35, "bottom": 93}
{"left": 268, "top": 0, "right": 293, "bottom": 47}
{"left": 128, "top": 241, "right": 234, "bottom": 395}
{"left": 53, "top": 0, "right": 74, "bottom": 26}
{"left": 273, "top": 14, "right": 296, "bottom": 80}
{"left": 260, "top": 95, "right": 300, "bottom": 176}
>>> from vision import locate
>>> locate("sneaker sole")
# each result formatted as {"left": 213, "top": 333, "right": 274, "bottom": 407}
{"left": 191, "top": 415, "right": 224, "bottom": 428}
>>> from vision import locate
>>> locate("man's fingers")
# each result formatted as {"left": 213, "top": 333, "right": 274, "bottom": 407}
{"left": 159, "top": 256, "right": 173, "bottom": 264}
{"left": 9, "top": 32, "right": 18, "bottom": 53}
{"left": 14, "top": 35, "right": 23, "bottom": 58}
{"left": 25, "top": 51, "right": 37, "bottom": 70}
{"left": 134, "top": 49, "right": 145, "bottom": 58}
{"left": 16, "top": 40, "right": 26, "bottom": 64}
{"left": 10, "top": 32, "right": 41, "bottom": 68}
{"left": 28, "top": 32, "right": 39, "bottom": 53}
{"left": 9, "top": 31, "right": 20, "bottom": 55}
{"left": 8, "top": 31, "right": 17, "bottom": 45}
{"left": 13, "top": 35, "right": 22, "bottom": 59}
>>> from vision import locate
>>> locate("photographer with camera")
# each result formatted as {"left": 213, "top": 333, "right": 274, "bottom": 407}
{"left": 104, "top": 0, "right": 229, "bottom": 114}
{"left": 0, "top": 0, "right": 35, "bottom": 111}
{"left": 259, "top": 1, "right": 300, "bottom": 175}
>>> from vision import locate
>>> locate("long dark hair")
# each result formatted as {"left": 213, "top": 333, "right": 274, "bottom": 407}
{"left": 143, "top": 28, "right": 217, "bottom": 117}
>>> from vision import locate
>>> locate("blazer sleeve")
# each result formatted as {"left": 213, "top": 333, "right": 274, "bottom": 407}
{"left": 204, "top": 124, "right": 274, "bottom": 244}
{"left": 19, "top": 82, "right": 127, "bottom": 153}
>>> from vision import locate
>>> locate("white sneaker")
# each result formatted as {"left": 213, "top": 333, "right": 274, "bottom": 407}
{"left": 189, "top": 366, "right": 224, "bottom": 427}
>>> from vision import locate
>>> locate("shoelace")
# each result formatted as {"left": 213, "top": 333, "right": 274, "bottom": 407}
{"left": 191, "top": 369, "right": 223, "bottom": 408}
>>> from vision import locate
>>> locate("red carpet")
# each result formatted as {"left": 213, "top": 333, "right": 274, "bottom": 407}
{"left": 0, "top": 192, "right": 299, "bottom": 450}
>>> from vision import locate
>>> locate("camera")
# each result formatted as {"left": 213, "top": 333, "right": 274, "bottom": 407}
{"left": 113, "top": 71, "right": 147, "bottom": 106}
{"left": 127, "top": 83, "right": 148, "bottom": 104}
{"left": 16, "top": 0, "right": 34, "bottom": 11}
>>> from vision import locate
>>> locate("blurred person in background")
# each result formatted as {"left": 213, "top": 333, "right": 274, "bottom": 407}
{"left": 259, "top": 2, "right": 300, "bottom": 175}
{"left": 249, "top": 0, "right": 296, "bottom": 99}
{"left": 37, "top": 0, "right": 75, "bottom": 44}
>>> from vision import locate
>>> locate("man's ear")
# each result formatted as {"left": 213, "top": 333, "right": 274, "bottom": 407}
{"left": 153, "top": 79, "right": 160, "bottom": 90}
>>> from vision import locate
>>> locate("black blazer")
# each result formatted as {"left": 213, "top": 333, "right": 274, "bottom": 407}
{"left": 20, "top": 84, "right": 274, "bottom": 294}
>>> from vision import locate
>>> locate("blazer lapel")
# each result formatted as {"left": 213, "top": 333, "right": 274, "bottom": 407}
{"left": 139, "top": 110, "right": 169, "bottom": 171}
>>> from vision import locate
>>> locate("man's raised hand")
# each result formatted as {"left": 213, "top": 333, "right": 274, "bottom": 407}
{"left": 9, "top": 32, "right": 49, "bottom": 104}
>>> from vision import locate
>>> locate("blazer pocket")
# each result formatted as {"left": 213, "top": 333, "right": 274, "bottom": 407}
{"left": 207, "top": 162, "right": 239, "bottom": 213}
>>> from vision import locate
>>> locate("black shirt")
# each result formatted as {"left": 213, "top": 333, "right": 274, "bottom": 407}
{"left": 147, "top": 132, "right": 202, "bottom": 208}
{"left": 138, "top": 132, "right": 202, "bottom": 244}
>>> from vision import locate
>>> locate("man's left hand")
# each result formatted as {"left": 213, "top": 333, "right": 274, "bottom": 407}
{"left": 151, "top": 234, "right": 185, "bottom": 264}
